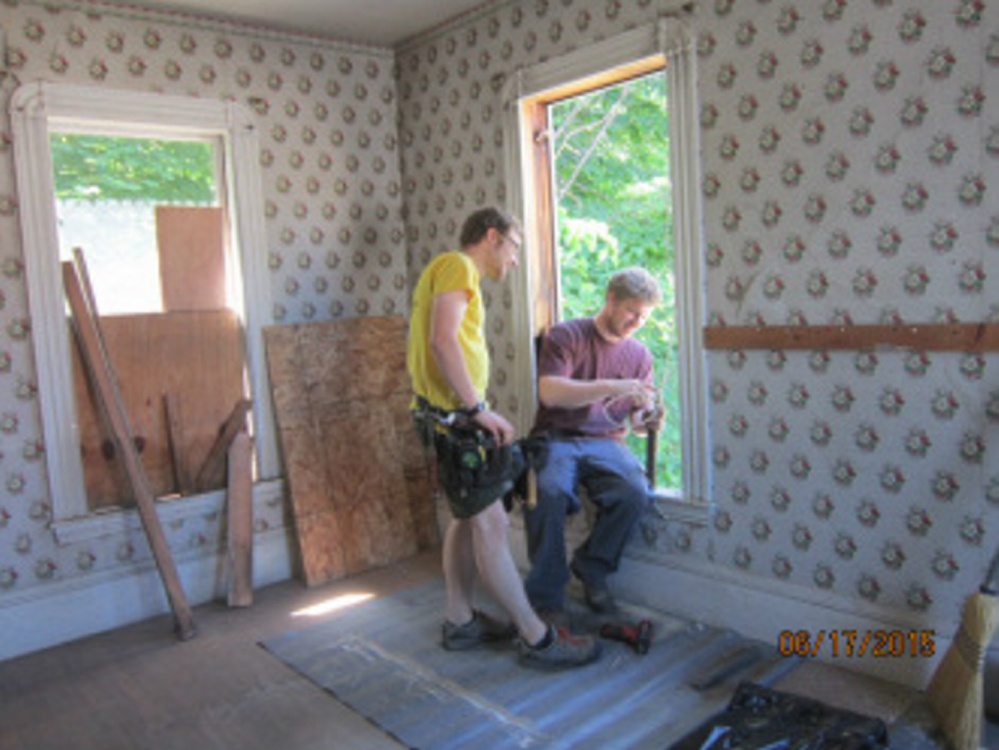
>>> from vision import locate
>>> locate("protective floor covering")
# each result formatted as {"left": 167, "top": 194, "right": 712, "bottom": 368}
{"left": 261, "top": 579, "right": 799, "bottom": 750}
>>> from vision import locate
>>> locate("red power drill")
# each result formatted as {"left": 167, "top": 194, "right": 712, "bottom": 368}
{"left": 599, "top": 619, "right": 654, "bottom": 655}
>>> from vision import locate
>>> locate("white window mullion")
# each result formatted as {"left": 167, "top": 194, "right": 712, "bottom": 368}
{"left": 663, "top": 22, "right": 711, "bottom": 508}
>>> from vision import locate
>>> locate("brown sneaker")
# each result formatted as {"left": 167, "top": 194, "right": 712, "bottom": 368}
{"left": 518, "top": 625, "right": 602, "bottom": 670}
{"left": 441, "top": 609, "right": 517, "bottom": 651}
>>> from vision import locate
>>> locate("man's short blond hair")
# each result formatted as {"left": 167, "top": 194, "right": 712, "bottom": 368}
{"left": 607, "top": 266, "right": 661, "bottom": 306}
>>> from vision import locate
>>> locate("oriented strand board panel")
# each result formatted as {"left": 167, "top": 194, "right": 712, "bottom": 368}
{"left": 157, "top": 206, "right": 228, "bottom": 311}
{"left": 264, "top": 316, "right": 437, "bottom": 587}
{"left": 71, "top": 309, "right": 247, "bottom": 508}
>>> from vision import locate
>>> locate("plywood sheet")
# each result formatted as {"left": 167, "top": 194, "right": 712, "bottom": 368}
{"left": 71, "top": 309, "right": 247, "bottom": 508}
{"left": 157, "top": 206, "right": 227, "bottom": 311}
{"left": 264, "top": 316, "right": 437, "bottom": 587}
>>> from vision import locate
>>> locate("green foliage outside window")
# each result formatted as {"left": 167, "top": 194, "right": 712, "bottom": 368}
{"left": 551, "top": 72, "right": 682, "bottom": 490}
{"left": 50, "top": 134, "right": 217, "bottom": 203}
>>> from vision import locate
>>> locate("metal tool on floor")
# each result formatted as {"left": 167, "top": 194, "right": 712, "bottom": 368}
{"left": 599, "top": 619, "right": 654, "bottom": 654}
{"left": 689, "top": 643, "right": 764, "bottom": 692}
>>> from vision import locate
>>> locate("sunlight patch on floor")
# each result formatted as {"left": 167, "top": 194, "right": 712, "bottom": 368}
{"left": 292, "top": 592, "right": 375, "bottom": 618}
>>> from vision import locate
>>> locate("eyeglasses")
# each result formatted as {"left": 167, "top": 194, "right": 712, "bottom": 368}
{"left": 502, "top": 233, "right": 522, "bottom": 251}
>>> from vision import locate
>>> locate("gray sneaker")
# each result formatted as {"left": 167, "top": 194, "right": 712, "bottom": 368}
{"left": 518, "top": 626, "right": 602, "bottom": 670}
{"left": 442, "top": 610, "right": 517, "bottom": 651}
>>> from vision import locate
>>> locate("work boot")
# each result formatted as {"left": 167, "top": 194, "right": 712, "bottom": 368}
{"left": 442, "top": 610, "right": 517, "bottom": 651}
{"left": 571, "top": 562, "right": 618, "bottom": 614}
{"left": 518, "top": 625, "right": 602, "bottom": 670}
{"left": 582, "top": 584, "right": 617, "bottom": 614}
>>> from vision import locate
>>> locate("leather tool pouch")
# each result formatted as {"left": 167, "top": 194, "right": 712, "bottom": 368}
{"left": 436, "top": 425, "right": 518, "bottom": 493}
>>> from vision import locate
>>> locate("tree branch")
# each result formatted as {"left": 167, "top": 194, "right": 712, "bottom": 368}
{"left": 555, "top": 84, "right": 632, "bottom": 201}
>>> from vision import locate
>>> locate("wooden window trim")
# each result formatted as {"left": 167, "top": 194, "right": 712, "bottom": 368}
{"left": 522, "top": 56, "right": 666, "bottom": 336}
{"left": 703, "top": 322, "right": 999, "bottom": 352}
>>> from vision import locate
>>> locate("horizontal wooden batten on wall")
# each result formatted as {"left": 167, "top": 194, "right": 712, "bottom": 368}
{"left": 702, "top": 323, "right": 999, "bottom": 352}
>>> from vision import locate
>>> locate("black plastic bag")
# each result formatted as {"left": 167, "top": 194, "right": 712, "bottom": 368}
{"left": 667, "top": 682, "right": 888, "bottom": 750}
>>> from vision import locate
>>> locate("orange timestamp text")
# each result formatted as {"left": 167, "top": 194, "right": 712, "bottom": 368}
{"left": 777, "top": 629, "right": 936, "bottom": 659}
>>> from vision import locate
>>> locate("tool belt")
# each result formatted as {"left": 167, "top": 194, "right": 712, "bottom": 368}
{"left": 439, "top": 424, "right": 519, "bottom": 497}
{"left": 411, "top": 396, "right": 524, "bottom": 499}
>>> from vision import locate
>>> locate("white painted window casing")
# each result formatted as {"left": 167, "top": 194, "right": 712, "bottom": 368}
{"left": 10, "top": 82, "right": 277, "bottom": 530}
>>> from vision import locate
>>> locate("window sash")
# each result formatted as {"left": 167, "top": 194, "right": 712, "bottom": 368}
{"left": 503, "top": 19, "right": 711, "bottom": 512}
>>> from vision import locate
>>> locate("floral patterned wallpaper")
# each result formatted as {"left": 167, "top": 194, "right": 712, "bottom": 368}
{"left": 396, "top": 0, "right": 999, "bottom": 622}
{"left": 0, "top": 0, "right": 406, "bottom": 595}
{"left": 0, "top": 0, "right": 996, "bottom": 638}
{"left": 699, "top": 0, "right": 998, "bottom": 619}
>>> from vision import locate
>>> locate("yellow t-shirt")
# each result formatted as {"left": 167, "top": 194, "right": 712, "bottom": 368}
{"left": 407, "top": 251, "right": 489, "bottom": 411}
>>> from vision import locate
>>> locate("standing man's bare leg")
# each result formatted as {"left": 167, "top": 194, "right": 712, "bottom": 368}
{"left": 442, "top": 519, "right": 476, "bottom": 625}
{"left": 470, "top": 502, "right": 547, "bottom": 645}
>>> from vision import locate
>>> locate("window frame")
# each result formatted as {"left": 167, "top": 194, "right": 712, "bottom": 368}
{"left": 50, "top": 130, "right": 224, "bottom": 316}
{"left": 10, "top": 81, "right": 278, "bottom": 526}
{"left": 504, "top": 21, "right": 710, "bottom": 520}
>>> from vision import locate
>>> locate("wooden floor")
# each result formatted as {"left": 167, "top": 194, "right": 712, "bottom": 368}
{"left": 0, "top": 548, "right": 992, "bottom": 750}
{"left": 0, "top": 551, "right": 443, "bottom": 750}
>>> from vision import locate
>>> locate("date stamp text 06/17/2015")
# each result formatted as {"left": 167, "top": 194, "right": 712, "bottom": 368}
{"left": 777, "top": 629, "right": 936, "bottom": 659}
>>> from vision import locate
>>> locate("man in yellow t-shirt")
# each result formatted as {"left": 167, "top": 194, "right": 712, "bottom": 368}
{"left": 407, "top": 206, "right": 600, "bottom": 670}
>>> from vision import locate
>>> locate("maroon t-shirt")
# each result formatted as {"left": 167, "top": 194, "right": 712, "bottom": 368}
{"left": 531, "top": 318, "right": 653, "bottom": 440}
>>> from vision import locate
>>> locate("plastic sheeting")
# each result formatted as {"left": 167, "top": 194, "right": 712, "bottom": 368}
{"left": 667, "top": 681, "right": 888, "bottom": 750}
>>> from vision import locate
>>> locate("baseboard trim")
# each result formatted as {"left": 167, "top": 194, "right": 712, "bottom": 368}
{"left": 0, "top": 525, "right": 294, "bottom": 663}
{"left": 614, "top": 552, "right": 944, "bottom": 690}
{"left": 507, "top": 508, "right": 944, "bottom": 689}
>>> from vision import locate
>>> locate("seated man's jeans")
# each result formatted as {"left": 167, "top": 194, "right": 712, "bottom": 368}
{"left": 523, "top": 437, "right": 650, "bottom": 612}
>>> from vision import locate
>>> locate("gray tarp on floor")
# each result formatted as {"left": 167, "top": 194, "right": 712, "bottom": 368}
{"left": 261, "top": 579, "right": 796, "bottom": 750}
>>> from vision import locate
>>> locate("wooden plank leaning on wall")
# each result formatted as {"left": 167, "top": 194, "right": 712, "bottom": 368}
{"left": 64, "top": 257, "right": 196, "bottom": 640}
{"left": 703, "top": 323, "right": 999, "bottom": 352}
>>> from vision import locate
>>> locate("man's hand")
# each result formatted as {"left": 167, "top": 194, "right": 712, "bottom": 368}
{"left": 609, "top": 380, "right": 657, "bottom": 412}
{"left": 632, "top": 402, "right": 664, "bottom": 435}
{"left": 472, "top": 408, "right": 515, "bottom": 445}
{"left": 623, "top": 383, "right": 662, "bottom": 435}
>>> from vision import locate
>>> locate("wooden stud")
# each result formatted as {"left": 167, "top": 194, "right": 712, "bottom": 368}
{"left": 163, "top": 393, "right": 193, "bottom": 495}
{"left": 703, "top": 322, "right": 999, "bottom": 352}
{"left": 63, "top": 259, "right": 195, "bottom": 641}
{"left": 194, "top": 399, "right": 253, "bottom": 492}
{"left": 226, "top": 430, "right": 254, "bottom": 608}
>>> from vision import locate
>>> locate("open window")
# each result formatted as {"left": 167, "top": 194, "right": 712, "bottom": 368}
{"left": 506, "top": 22, "right": 710, "bottom": 518}
{"left": 10, "top": 82, "right": 278, "bottom": 526}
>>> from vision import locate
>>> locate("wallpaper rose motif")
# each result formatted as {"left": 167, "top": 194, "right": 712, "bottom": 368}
{"left": 0, "top": 0, "right": 995, "bottom": 641}
{"left": 0, "top": 0, "right": 406, "bottom": 591}
{"left": 395, "top": 0, "right": 998, "bottom": 620}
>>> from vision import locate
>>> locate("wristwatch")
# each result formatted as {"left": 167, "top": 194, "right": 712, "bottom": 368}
{"left": 463, "top": 400, "right": 487, "bottom": 417}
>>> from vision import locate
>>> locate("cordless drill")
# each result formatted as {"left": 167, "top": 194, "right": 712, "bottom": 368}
{"left": 599, "top": 619, "right": 654, "bottom": 655}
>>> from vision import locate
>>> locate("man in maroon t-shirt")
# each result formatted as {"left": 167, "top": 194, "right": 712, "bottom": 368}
{"left": 525, "top": 267, "right": 662, "bottom": 616}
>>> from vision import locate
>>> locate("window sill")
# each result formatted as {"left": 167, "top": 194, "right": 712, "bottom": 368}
{"left": 52, "top": 478, "right": 285, "bottom": 546}
{"left": 649, "top": 490, "right": 712, "bottom": 527}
